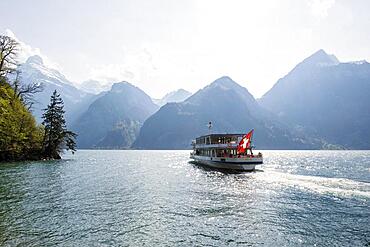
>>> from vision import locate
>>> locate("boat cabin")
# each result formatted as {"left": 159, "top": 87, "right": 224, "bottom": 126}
{"left": 192, "top": 134, "right": 253, "bottom": 158}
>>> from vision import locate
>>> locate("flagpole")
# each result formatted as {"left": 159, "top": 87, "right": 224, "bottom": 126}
{"left": 250, "top": 129, "right": 254, "bottom": 155}
{"left": 251, "top": 129, "right": 254, "bottom": 145}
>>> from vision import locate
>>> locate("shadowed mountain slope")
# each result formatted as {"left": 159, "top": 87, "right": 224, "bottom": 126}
{"left": 259, "top": 49, "right": 370, "bottom": 149}
{"left": 133, "top": 76, "right": 323, "bottom": 149}
{"left": 72, "top": 82, "right": 159, "bottom": 148}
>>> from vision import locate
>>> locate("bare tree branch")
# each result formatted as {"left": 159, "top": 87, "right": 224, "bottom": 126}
{"left": 1, "top": 35, "right": 44, "bottom": 109}
{"left": 0, "top": 35, "right": 19, "bottom": 77}
{"left": 11, "top": 70, "right": 44, "bottom": 108}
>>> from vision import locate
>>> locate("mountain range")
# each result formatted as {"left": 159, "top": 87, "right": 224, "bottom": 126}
{"left": 133, "top": 76, "right": 323, "bottom": 149}
{"left": 14, "top": 50, "right": 370, "bottom": 149}
{"left": 13, "top": 57, "right": 192, "bottom": 149}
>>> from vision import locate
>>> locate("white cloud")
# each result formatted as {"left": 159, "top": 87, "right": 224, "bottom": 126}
{"left": 88, "top": 63, "right": 135, "bottom": 84}
{"left": 4, "top": 29, "right": 61, "bottom": 70}
{"left": 86, "top": 46, "right": 161, "bottom": 89}
{"left": 309, "top": 0, "right": 336, "bottom": 18}
{"left": 3, "top": 0, "right": 368, "bottom": 99}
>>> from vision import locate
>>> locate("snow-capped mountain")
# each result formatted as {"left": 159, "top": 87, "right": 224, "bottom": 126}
{"left": 19, "top": 55, "right": 73, "bottom": 87}
{"left": 16, "top": 55, "right": 95, "bottom": 124}
{"left": 78, "top": 79, "right": 112, "bottom": 94}
{"left": 153, "top": 89, "right": 192, "bottom": 106}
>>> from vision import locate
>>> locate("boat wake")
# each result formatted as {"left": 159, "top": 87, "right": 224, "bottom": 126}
{"left": 257, "top": 170, "right": 370, "bottom": 198}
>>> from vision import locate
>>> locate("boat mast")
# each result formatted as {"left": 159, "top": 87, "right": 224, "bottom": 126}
{"left": 208, "top": 121, "right": 212, "bottom": 135}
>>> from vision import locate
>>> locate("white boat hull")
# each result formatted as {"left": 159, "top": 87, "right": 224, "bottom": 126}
{"left": 190, "top": 154, "right": 262, "bottom": 171}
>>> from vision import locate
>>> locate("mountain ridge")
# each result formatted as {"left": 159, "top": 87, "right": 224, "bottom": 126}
{"left": 259, "top": 49, "right": 370, "bottom": 149}
{"left": 133, "top": 76, "right": 323, "bottom": 150}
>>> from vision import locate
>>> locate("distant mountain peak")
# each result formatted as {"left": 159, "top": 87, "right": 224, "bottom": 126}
{"left": 348, "top": 59, "right": 369, "bottom": 65}
{"left": 212, "top": 76, "right": 234, "bottom": 85}
{"left": 111, "top": 81, "right": 134, "bottom": 92}
{"left": 185, "top": 76, "right": 256, "bottom": 110}
{"left": 162, "top": 88, "right": 190, "bottom": 98}
{"left": 302, "top": 49, "right": 339, "bottom": 66}
{"left": 153, "top": 88, "right": 192, "bottom": 106}
{"left": 112, "top": 81, "right": 129, "bottom": 87}
{"left": 206, "top": 76, "right": 254, "bottom": 96}
{"left": 79, "top": 79, "right": 111, "bottom": 94}
{"left": 208, "top": 76, "right": 241, "bottom": 90}
{"left": 314, "top": 49, "right": 327, "bottom": 55}
{"left": 174, "top": 88, "right": 190, "bottom": 94}
{"left": 26, "top": 55, "right": 44, "bottom": 65}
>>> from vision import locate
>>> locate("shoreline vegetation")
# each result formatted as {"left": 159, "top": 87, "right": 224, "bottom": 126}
{"left": 0, "top": 35, "right": 76, "bottom": 162}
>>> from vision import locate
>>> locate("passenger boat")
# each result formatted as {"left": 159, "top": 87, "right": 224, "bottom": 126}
{"left": 190, "top": 129, "right": 263, "bottom": 171}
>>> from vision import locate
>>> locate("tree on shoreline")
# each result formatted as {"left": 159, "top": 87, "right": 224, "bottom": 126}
{"left": 1, "top": 35, "right": 75, "bottom": 162}
{"left": 0, "top": 35, "right": 44, "bottom": 161}
{"left": 42, "top": 90, "right": 76, "bottom": 159}
{"left": 0, "top": 77, "right": 44, "bottom": 161}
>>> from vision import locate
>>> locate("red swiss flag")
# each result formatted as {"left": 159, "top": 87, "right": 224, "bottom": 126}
{"left": 237, "top": 129, "right": 254, "bottom": 154}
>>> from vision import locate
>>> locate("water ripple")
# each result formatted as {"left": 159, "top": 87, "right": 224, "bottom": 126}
{"left": 0, "top": 150, "right": 369, "bottom": 246}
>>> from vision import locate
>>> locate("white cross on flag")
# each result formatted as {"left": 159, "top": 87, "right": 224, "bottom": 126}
{"left": 237, "top": 129, "right": 254, "bottom": 154}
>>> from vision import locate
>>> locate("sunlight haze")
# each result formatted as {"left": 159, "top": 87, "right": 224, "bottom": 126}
{"left": 1, "top": 0, "right": 370, "bottom": 98}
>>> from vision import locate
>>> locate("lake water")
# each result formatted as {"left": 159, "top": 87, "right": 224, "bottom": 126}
{"left": 0, "top": 150, "right": 369, "bottom": 246}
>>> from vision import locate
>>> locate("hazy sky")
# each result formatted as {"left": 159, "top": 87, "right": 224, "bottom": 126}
{"left": 1, "top": 0, "right": 370, "bottom": 98}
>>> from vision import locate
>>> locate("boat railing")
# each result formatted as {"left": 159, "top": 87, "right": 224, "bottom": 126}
{"left": 191, "top": 153, "right": 262, "bottom": 159}
{"left": 195, "top": 143, "right": 238, "bottom": 149}
{"left": 218, "top": 153, "right": 263, "bottom": 159}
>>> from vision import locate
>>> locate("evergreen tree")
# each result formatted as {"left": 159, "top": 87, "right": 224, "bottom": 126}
{"left": 42, "top": 90, "right": 76, "bottom": 159}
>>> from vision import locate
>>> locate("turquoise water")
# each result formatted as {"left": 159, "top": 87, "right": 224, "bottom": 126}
{"left": 0, "top": 150, "right": 369, "bottom": 246}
